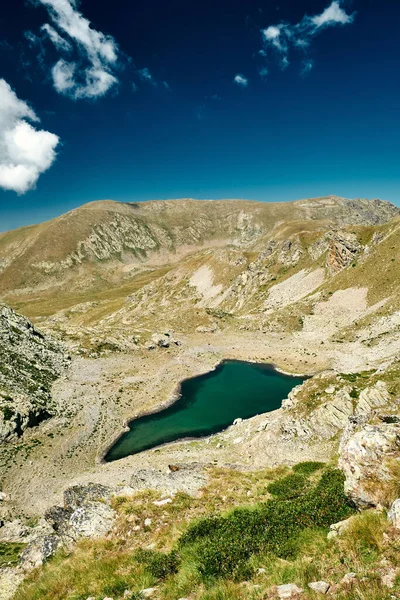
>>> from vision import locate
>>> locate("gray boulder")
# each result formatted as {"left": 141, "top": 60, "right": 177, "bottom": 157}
{"left": 20, "top": 535, "right": 62, "bottom": 570}
{"left": 339, "top": 419, "right": 400, "bottom": 508}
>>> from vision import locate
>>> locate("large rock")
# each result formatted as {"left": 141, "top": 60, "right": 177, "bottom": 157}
{"left": 0, "top": 304, "right": 70, "bottom": 442}
{"left": 326, "top": 231, "right": 361, "bottom": 274}
{"left": 20, "top": 535, "right": 62, "bottom": 570}
{"left": 0, "top": 567, "right": 24, "bottom": 600}
{"left": 308, "top": 581, "right": 330, "bottom": 594}
{"left": 339, "top": 419, "right": 400, "bottom": 508}
{"left": 66, "top": 502, "right": 115, "bottom": 541}
{"left": 64, "top": 483, "right": 113, "bottom": 510}
{"left": 276, "top": 583, "right": 303, "bottom": 598}
{"left": 355, "top": 382, "right": 390, "bottom": 416}
{"left": 45, "top": 483, "right": 116, "bottom": 542}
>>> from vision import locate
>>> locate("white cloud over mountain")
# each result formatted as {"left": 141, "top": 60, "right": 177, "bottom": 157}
{"left": 0, "top": 79, "right": 59, "bottom": 193}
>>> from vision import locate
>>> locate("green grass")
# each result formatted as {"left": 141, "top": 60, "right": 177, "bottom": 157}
{"left": 177, "top": 469, "right": 354, "bottom": 580}
{"left": 292, "top": 461, "right": 325, "bottom": 475}
{"left": 0, "top": 542, "right": 26, "bottom": 567}
{"left": 15, "top": 465, "right": 400, "bottom": 600}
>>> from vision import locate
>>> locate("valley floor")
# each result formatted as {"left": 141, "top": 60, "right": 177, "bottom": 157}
{"left": 1, "top": 325, "right": 397, "bottom": 519}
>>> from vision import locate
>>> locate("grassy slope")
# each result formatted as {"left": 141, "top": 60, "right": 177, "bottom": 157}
{"left": 13, "top": 464, "right": 400, "bottom": 600}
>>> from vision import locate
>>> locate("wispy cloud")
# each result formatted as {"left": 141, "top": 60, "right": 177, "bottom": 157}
{"left": 300, "top": 59, "right": 314, "bottom": 76}
{"left": 29, "top": 0, "right": 120, "bottom": 99}
{"left": 260, "top": 1, "right": 355, "bottom": 73}
{"left": 0, "top": 79, "right": 59, "bottom": 193}
{"left": 234, "top": 74, "right": 249, "bottom": 87}
{"left": 138, "top": 68, "right": 156, "bottom": 86}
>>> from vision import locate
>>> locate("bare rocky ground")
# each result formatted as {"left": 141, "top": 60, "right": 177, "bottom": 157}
{"left": 1, "top": 319, "right": 398, "bottom": 520}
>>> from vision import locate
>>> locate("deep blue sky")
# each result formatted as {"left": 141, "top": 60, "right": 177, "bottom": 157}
{"left": 0, "top": 0, "right": 399, "bottom": 231}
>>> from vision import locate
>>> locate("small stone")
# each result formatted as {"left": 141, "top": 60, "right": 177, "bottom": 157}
{"left": 388, "top": 499, "right": 400, "bottom": 529}
{"left": 141, "top": 588, "right": 157, "bottom": 597}
{"left": 308, "top": 581, "right": 330, "bottom": 594}
{"left": 327, "top": 517, "right": 353, "bottom": 539}
{"left": 233, "top": 418, "right": 243, "bottom": 425}
{"left": 341, "top": 573, "right": 357, "bottom": 585}
{"left": 153, "top": 498, "right": 172, "bottom": 506}
{"left": 216, "top": 443, "right": 221, "bottom": 448}
{"left": 233, "top": 437, "right": 243, "bottom": 445}
{"left": 257, "top": 567, "right": 267, "bottom": 574}
{"left": 276, "top": 583, "right": 304, "bottom": 598}
{"left": 103, "top": 597, "right": 113, "bottom": 600}
{"left": 381, "top": 569, "right": 397, "bottom": 588}
{"left": 325, "top": 386, "right": 335, "bottom": 394}
{"left": 144, "top": 518, "right": 152, "bottom": 527}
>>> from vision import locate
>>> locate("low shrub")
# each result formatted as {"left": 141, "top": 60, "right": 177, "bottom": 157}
{"left": 267, "top": 473, "right": 307, "bottom": 499}
{"left": 134, "top": 549, "right": 180, "bottom": 579}
{"left": 292, "top": 461, "right": 325, "bottom": 476}
{"left": 178, "top": 469, "right": 355, "bottom": 579}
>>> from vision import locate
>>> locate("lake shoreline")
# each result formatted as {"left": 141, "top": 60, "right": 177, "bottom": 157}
{"left": 101, "top": 358, "right": 306, "bottom": 464}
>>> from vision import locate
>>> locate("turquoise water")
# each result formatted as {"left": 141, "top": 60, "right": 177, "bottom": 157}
{"left": 104, "top": 360, "right": 304, "bottom": 461}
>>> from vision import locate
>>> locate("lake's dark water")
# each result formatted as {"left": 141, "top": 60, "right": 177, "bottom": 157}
{"left": 104, "top": 360, "right": 304, "bottom": 462}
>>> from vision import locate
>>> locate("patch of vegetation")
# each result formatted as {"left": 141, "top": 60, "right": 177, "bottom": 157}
{"left": 178, "top": 469, "right": 355, "bottom": 580}
{"left": 93, "top": 341, "right": 121, "bottom": 354}
{"left": 134, "top": 549, "right": 180, "bottom": 579}
{"left": 0, "top": 542, "right": 25, "bottom": 567}
{"left": 205, "top": 308, "right": 233, "bottom": 319}
{"left": 292, "top": 461, "right": 325, "bottom": 475}
{"left": 266, "top": 473, "right": 307, "bottom": 499}
{"left": 1, "top": 405, "right": 14, "bottom": 421}
{"left": 17, "top": 465, "right": 400, "bottom": 600}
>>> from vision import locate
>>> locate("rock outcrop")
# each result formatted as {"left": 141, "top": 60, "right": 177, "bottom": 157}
{"left": 339, "top": 418, "right": 400, "bottom": 508}
{"left": 44, "top": 483, "right": 115, "bottom": 543}
{"left": 0, "top": 304, "right": 70, "bottom": 441}
{"left": 326, "top": 231, "right": 362, "bottom": 274}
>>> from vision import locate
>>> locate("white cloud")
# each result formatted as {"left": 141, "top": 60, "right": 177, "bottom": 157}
{"left": 31, "top": 0, "right": 120, "bottom": 99}
{"left": 260, "top": 1, "right": 355, "bottom": 74}
{"left": 259, "top": 66, "right": 269, "bottom": 80}
{"left": 312, "top": 1, "right": 353, "bottom": 27}
{"left": 234, "top": 74, "right": 248, "bottom": 87}
{"left": 41, "top": 23, "right": 71, "bottom": 52}
{"left": 263, "top": 26, "right": 281, "bottom": 41}
{"left": 0, "top": 79, "right": 59, "bottom": 193}
{"left": 52, "top": 59, "right": 76, "bottom": 92}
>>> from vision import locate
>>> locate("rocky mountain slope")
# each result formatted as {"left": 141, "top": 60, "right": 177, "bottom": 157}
{"left": 0, "top": 304, "right": 69, "bottom": 442}
{"left": 0, "top": 196, "right": 397, "bottom": 296}
{"left": 1, "top": 196, "right": 399, "bottom": 358}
